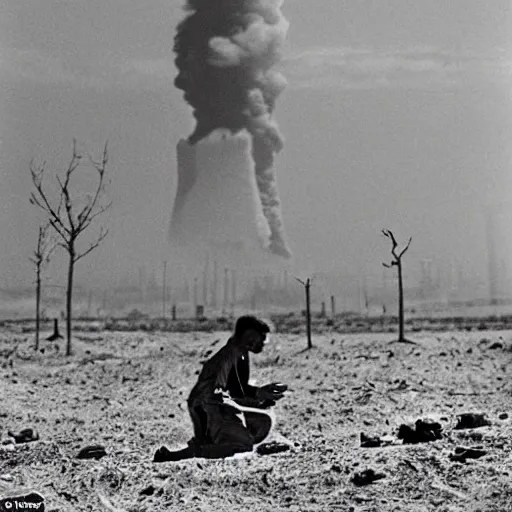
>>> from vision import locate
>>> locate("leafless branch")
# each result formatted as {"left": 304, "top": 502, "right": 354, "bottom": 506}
{"left": 75, "top": 227, "right": 109, "bottom": 262}
{"left": 382, "top": 229, "right": 411, "bottom": 263}
{"left": 399, "top": 236, "right": 413, "bottom": 258}
{"left": 295, "top": 276, "right": 313, "bottom": 287}
{"left": 30, "top": 140, "right": 109, "bottom": 256}
{"left": 30, "top": 161, "right": 71, "bottom": 237}
{"left": 30, "top": 223, "right": 56, "bottom": 269}
{"left": 76, "top": 200, "right": 112, "bottom": 237}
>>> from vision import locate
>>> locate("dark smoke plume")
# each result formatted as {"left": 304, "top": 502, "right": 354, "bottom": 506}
{"left": 174, "top": 0, "right": 291, "bottom": 258}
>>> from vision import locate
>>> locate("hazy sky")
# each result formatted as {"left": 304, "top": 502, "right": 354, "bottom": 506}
{"left": 1, "top": 0, "right": 511, "bottom": 294}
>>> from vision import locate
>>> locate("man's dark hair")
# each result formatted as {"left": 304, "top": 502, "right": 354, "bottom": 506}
{"left": 234, "top": 315, "right": 270, "bottom": 337}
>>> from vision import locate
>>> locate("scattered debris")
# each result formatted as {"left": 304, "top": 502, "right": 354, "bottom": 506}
{"left": 449, "top": 446, "right": 487, "bottom": 463}
{"left": 256, "top": 442, "right": 291, "bottom": 456}
{"left": 454, "top": 413, "right": 491, "bottom": 430}
{"left": 398, "top": 419, "right": 442, "bottom": 444}
{"left": 76, "top": 445, "right": 107, "bottom": 460}
{"left": 7, "top": 428, "right": 39, "bottom": 444}
{"left": 360, "top": 432, "right": 382, "bottom": 448}
{"left": 351, "top": 469, "right": 386, "bottom": 486}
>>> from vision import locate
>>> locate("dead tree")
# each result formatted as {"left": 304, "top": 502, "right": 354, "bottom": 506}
{"left": 29, "top": 223, "right": 55, "bottom": 351}
{"left": 296, "top": 277, "right": 313, "bottom": 350}
{"left": 382, "top": 229, "right": 413, "bottom": 343}
{"left": 30, "top": 140, "right": 111, "bottom": 356}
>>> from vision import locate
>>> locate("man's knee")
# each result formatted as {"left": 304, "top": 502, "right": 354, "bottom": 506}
{"left": 244, "top": 411, "right": 273, "bottom": 444}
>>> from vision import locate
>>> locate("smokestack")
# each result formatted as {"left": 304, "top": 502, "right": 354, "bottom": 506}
{"left": 169, "top": 131, "right": 292, "bottom": 275}
{"left": 170, "top": 0, "right": 291, "bottom": 259}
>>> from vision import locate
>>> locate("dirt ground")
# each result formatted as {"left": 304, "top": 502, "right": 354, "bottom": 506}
{"left": 1, "top": 326, "right": 511, "bottom": 511}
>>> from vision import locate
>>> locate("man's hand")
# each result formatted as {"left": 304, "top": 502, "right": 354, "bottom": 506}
{"left": 256, "top": 383, "right": 288, "bottom": 403}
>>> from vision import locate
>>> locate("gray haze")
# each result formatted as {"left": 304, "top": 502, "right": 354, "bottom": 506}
{"left": 1, "top": 0, "right": 511, "bottom": 308}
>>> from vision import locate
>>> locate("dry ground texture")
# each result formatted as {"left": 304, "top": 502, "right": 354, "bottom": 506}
{"left": 1, "top": 326, "right": 511, "bottom": 511}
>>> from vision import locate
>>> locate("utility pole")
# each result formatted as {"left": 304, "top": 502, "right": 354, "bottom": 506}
{"left": 296, "top": 277, "right": 313, "bottom": 350}
{"left": 212, "top": 259, "right": 218, "bottom": 309}
{"left": 223, "top": 268, "right": 229, "bottom": 315}
{"left": 203, "top": 257, "right": 209, "bottom": 308}
{"left": 193, "top": 277, "right": 198, "bottom": 313}
{"left": 162, "top": 261, "right": 167, "bottom": 318}
{"left": 486, "top": 211, "right": 498, "bottom": 305}
{"left": 231, "top": 269, "right": 237, "bottom": 316}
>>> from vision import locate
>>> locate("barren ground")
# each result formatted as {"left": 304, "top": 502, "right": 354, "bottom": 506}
{"left": 1, "top": 327, "right": 511, "bottom": 511}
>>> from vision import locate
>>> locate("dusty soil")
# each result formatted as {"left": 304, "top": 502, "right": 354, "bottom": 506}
{"left": 1, "top": 327, "right": 511, "bottom": 511}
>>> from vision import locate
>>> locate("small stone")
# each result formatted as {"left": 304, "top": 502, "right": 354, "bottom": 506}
{"left": 455, "top": 413, "right": 491, "bottom": 430}
{"left": 397, "top": 419, "right": 442, "bottom": 444}
{"left": 498, "top": 413, "right": 508, "bottom": 420}
{"left": 450, "top": 447, "right": 487, "bottom": 463}
{"left": 256, "top": 442, "right": 291, "bottom": 456}
{"left": 360, "top": 432, "right": 382, "bottom": 448}
{"left": 76, "top": 444, "right": 107, "bottom": 460}
{"left": 351, "top": 469, "right": 386, "bottom": 486}
{"left": 7, "top": 428, "right": 39, "bottom": 444}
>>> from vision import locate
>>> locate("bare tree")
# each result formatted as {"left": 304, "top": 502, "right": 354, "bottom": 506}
{"left": 29, "top": 223, "right": 55, "bottom": 351}
{"left": 382, "top": 229, "right": 413, "bottom": 343}
{"left": 30, "top": 140, "right": 111, "bottom": 356}
{"left": 296, "top": 277, "right": 313, "bottom": 350}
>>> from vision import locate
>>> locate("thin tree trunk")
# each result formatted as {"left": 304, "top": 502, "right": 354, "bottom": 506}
{"left": 66, "top": 251, "right": 74, "bottom": 356}
{"left": 398, "top": 261, "right": 404, "bottom": 341}
{"left": 306, "top": 279, "right": 312, "bottom": 349}
{"left": 35, "top": 266, "right": 41, "bottom": 351}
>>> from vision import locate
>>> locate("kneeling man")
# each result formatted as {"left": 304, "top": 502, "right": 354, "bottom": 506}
{"left": 154, "top": 315, "right": 288, "bottom": 461}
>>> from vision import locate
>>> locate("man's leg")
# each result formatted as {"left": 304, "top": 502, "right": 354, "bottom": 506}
{"left": 187, "top": 403, "right": 211, "bottom": 447}
{"left": 153, "top": 402, "right": 208, "bottom": 463}
{"left": 196, "top": 403, "right": 255, "bottom": 459}
{"left": 154, "top": 402, "right": 256, "bottom": 462}
{"left": 153, "top": 445, "right": 195, "bottom": 462}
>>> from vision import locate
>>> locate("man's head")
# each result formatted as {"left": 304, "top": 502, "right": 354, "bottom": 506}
{"left": 234, "top": 315, "right": 270, "bottom": 354}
